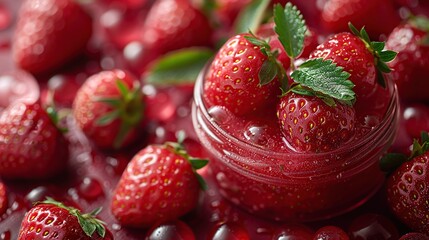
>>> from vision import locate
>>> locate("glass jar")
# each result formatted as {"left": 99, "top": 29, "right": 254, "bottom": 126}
{"left": 192, "top": 65, "right": 399, "bottom": 222}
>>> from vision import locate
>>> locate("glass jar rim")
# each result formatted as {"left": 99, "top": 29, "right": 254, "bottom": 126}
{"left": 193, "top": 63, "right": 399, "bottom": 170}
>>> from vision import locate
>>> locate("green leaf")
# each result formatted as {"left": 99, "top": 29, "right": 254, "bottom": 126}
{"left": 274, "top": 3, "right": 307, "bottom": 60}
{"left": 379, "top": 50, "right": 397, "bottom": 62}
{"left": 116, "top": 79, "right": 130, "bottom": 97}
{"left": 290, "top": 85, "right": 315, "bottom": 97}
{"left": 377, "top": 61, "right": 392, "bottom": 73}
{"left": 95, "top": 97, "right": 122, "bottom": 107}
{"left": 190, "top": 158, "right": 209, "bottom": 170}
{"left": 371, "top": 41, "right": 385, "bottom": 52}
{"left": 78, "top": 214, "right": 97, "bottom": 237}
{"left": 259, "top": 59, "right": 279, "bottom": 85}
{"left": 145, "top": 48, "right": 214, "bottom": 86}
{"left": 379, "top": 153, "right": 408, "bottom": 172}
{"left": 196, "top": 173, "right": 208, "bottom": 191}
{"left": 410, "top": 15, "right": 429, "bottom": 32}
{"left": 234, "top": 0, "right": 271, "bottom": 34}
{"left": 96, "top": 110, "right": 120, "bottom": 126}
{"left": 290, "top": 58, "right": 355, "bottom": 102}
{"left": 348, "top": 22, "right": 360, "bottom": 36}
{"left": 95, "top": 224, "right": 106, "bottom": 238}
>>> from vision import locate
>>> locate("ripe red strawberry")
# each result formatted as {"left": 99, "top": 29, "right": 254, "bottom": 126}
{"left": 128, "top": 0, "right": 213, "bottom": 74}
{"left": 321, "top": 0, "right": 400, "bottom": 38}
{"left": 0, "top": 101, "right": 68, "bottom": 179}
{"left": 386, "top": 18, "right": 429, "bottom": 102}
{"left": 72, "top": 69, "right": 145, "bottom": 150}
{"left": 111, "top": 141, "right": 207, "bottom": 228}
{"left": 277, "top": 92, "right": 356, "bottom": 153}
{"left": 203, "top": 33, "right": 281, "bottom": 116}
{"left": 18, "top": 198, "right": 111, "bottom": 239}
{"left": 12, "top": 0, "right": 92, "bottom": 75}
{"left": 386, "top": 133, "right": 429, "bottom": 235}
{"left": 310, "top": 24, "right": 396, "bottom": 101}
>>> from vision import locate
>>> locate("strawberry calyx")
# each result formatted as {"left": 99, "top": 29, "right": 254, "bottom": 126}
{"left": 44, "top": 90, "right": 69, "bottom": 133}
{"left": 41, "top": 197, "right": 106, "bottom": 238}
{"left": 94, "top": 79, "right": 144, "bottom": 149}
{"left": 244, "top": 33, "right": 289, "bottom": 91}
{"left": 348, "top": 22, "right": 397, "bottom": 88}
{"left": 165, "top": 131, "right": 209, "bottom": 190}
{"left": 380, "top": 132, "right": 429, "bottom": 172}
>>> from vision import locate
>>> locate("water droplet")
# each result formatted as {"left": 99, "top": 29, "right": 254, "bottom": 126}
{"left": 77, "top": 177, "right": 104, "bottom": 201}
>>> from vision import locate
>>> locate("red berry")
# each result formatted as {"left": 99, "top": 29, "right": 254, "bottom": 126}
{"left": 277, "top": 92, "right": 356, "bottom": 152}
{"left": 12, "top": 0, "right": 92, "bottom": 74}
{"left": 18, "top": 199, "right": 111, "bottom": 239}
{"left": 310, "top": 32, "right": 377, "bottom": 100}
{"left": 204, "top": 34, "right": 281, "bottom": 116}
{"left": 313, "top": 226, "right": 350, "bottom": 240}
{"left": 0, "top": 101, "right": 68, "bottom": 179}
{"left": 127, "top": 0, "right": 213, "bottom": 74}
{"left": 207, "top": 222, "right": 250, "bottom": 240}
{"left": 403, "top": 103, "right": 429, "bottom": 139}
{"left": 399, "top": 232, "right": 429, "bottom": 240}
{"left": 386, "top": 21, "right": 429, "bottom": 102}
{"left": 145, "top": 220, "right": 196, "bottom": 240}
{"left": 387, "top": 150, "right": 429, "bottom": 235}
{"left": 73, "top": 69, "right": 145, "bottom": 149}
{"left": 272, "top": 223, "right": 314, "bottom": 240}
{"left": 348, "top": 213, "right": 399, "bottom": 240}
{"left": 111, "top": 143, "right": 206, "bottom": 228}
{"left": 321, "top": 0, "right": 400, "bottom": 38}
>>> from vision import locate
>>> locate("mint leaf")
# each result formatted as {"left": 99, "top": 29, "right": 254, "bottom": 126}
{"left": 274, "top": 3, "right": 307, "bottom": 60}
{"left": 291, "top": 58, "right": 355, "bottom": 105}
{"left": 234, "top": 0, "right": 271, "bottom": 34}
{"left": 145, "top": 48, "right": 213, "bottom": 86}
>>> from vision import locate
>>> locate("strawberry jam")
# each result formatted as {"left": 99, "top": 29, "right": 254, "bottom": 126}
{"left": 193, "top": 64, "right": 400, "bottom": 222}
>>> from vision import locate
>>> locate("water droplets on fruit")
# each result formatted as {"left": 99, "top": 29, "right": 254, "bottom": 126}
{"left": 244, "top": 124, "right": 268, "bottom": 147}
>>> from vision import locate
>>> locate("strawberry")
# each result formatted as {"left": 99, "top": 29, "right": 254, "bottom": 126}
{"left": 386, "top": 17, "right": 429, "bottom": 102}
{"left": 203, "top": 33, "right": 281, "bottom": 116}
{"left": 277, "top": 91, "right": 356, "bottom": 153}
{"left": 111, "top": 140, "right": 207, "bottom": 228}
{"left": 310, "top": 23, "right": 397, "bottom": 101}
{"left": 386, "top": 133, "right": 429, "bottom": 235}
{"left": 321, "top": 0, "right": 400, "bottom": 38}
{"left": 127, "top": 0, "right": 213, "bottom": 74}
{"left": 18, "top": 198, "right": 111, "bottom": 239}
{"left": 0, "top": 101, "right": 68, "bottom": 179}
{"left": 72, "top": 69, "right": 145, "bottom": 150}
{"left": 12, "top": 0, "right": 92, "bottom": 75}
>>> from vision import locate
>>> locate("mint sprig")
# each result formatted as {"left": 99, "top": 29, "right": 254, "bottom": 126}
{"left": 348, "top": 22, "right": 397, "bottom": 87}
{"left": 290, "top": 58, "right": 355, "bottom": 106}
{"left": 273, "top": 2, "right": 307, "bottom": 68}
